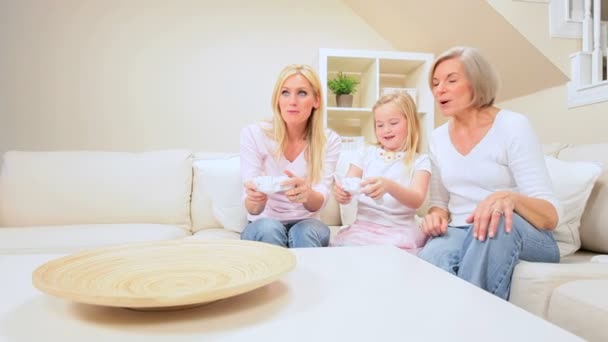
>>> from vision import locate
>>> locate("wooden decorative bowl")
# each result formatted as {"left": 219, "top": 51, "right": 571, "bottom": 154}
{"left": 32, "top": 239, "right": 296, "bottom": 310}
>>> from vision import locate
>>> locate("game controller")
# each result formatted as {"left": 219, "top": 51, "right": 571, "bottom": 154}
{"left": 339, "top": 176, "right": 383, "bottom": 205}
{"left": 253, "top": 175, "right": 293, "bottom": 194}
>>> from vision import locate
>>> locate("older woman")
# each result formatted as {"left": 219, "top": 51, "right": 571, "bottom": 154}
{"left": 239, "top": 64, "right": 340, "bottom": 248}
{"left": 418, "top": 47, "right": 561, "bottom": 299}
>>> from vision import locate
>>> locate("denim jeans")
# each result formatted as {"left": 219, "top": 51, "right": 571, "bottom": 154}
{"left": 240, "top": 218, "right": 330, "bottom": 248}
{"left": 418, "top": 213, "right": 560, "bottom": 300}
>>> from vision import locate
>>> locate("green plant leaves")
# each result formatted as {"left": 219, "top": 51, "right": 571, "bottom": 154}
{"left": 327, "top": 72, "right": 359, "bottom": 95}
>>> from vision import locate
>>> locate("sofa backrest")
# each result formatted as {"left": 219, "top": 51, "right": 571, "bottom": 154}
{"left": 557, "top": 143, "right": 608, "bottom": 253}
{"left": 0, "top": 150, "right": 192, "bottom": 229}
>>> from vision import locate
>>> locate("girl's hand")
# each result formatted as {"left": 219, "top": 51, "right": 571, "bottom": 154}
{"left": 361, "top": 177, "right": 389, "bottom": 200}
{"left": 333, "top": 181, "right": 352, "bottom": 205}
{"left": 420, "top": 212, "right": 449, "bottom": 237}
{"left": 244, "top": 181, "right": 268, "bottom": 205}
{"left": 283, "top": 170, "right": 311, "bottom": 204}
{"left": 466, "top": 191, "right": 515, "bottom": 241}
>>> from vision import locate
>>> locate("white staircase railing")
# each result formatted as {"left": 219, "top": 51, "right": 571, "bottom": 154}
{"left": 563, "top": 0, "right": 608, "bottom": 107}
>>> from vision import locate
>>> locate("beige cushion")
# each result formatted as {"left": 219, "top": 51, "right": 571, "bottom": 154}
{"left": 545, "top": 156, "right": 601, "bottom": 256}
{"left": 187, "top": 228, "right": 241, "bottom": 240}
{"left": 191, "top": 153, "right": 246, "bottom": 233}
{"left": 548, "top": 280, "right": 608, "bottom": 342}
{"left": 0, "top": 224, "right": 190, "bottom": 254}
{"left": 320, "top": 189, "right": 342, "bottom": 226}
{"left": 510, "top": 259, "right": 608, "bottom": 318}
{"left": 0, "top": 150, "right": 192, "bottom": 229}
{"left": 558, "top": 143, "right": 608, "bottom": 253}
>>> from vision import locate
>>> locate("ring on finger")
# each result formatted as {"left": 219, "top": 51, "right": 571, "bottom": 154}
{"left": 493, "top": 209, "right": 504, "bottom": 215}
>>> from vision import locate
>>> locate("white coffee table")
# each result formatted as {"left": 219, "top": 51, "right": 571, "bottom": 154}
{"left": 0, "top": 246, "right": 581, "bottom": 341}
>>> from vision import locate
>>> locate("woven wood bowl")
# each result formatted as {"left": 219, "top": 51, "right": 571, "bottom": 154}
{"left": 32, "top": 239, "right": 296, "bottom": 310}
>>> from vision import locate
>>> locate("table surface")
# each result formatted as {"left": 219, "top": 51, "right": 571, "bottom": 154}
{"left": 0, "top": 245, "right": 582, "bottom": 341}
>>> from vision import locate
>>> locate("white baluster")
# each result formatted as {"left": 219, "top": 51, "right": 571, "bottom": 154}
{"left": 583, "top": 0, "right": 593, "bottom": 52}
{"left": 591, "top": 0, "right": 602, "bottom": 83}
{"left": 603, "top": 22, "right": 608, "bottom": 81}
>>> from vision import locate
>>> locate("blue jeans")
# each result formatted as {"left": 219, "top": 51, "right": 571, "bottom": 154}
{"left": 240, "top": 218, "right": 330, "bottom": 248}
{"left": 418, "top": 214, "right": 559, "bottom": 300}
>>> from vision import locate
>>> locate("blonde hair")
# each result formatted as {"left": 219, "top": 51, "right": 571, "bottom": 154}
{"left": 267, "top": 64, "right": 326, "bottom": 184}
{"left": 428, "top": 46, "right": 499, "bottom": 109}
{"left": 372, "top": 92, "right": 422, "bottom": 168}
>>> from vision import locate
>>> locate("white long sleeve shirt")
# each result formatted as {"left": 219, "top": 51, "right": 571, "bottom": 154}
{"left": 240, "top": 122, "right": 341, "bottom": 223}
{"left": 429, "top": 109, "right": 561, "bottom": 227}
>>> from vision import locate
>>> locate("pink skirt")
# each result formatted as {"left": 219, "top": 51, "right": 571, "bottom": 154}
{"left": 330, "top": 219, "right": 429, "bottom": 254}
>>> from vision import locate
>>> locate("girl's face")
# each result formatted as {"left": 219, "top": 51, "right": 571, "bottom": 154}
{"left": 278, "top": 74, "right": 319, "bottom": 131}
{"left": 431, "top": 58, "right": 474, "bottom": 117}
{"left": 374, "top": 103, "right": 408, "bottom": 152}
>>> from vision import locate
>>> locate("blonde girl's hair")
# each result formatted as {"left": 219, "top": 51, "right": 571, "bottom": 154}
{"left": 372, "top": 92, "right": 422, "bottom": 168}
{"left": 428, "top": 46, "right": 500, "bottom": 109}
{"left": 266, "top": 64, "right": 326, "bottom": 184}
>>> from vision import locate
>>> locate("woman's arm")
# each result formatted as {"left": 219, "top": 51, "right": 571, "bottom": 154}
{"left": 240, "top": 126, "right": 268, "bottom": 215}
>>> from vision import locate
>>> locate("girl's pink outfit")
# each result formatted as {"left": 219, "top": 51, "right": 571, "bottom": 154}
{"left": 331, "top": 146, "right": 431, "bottom": 254}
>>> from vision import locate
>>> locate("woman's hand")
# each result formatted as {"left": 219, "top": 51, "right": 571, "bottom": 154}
{"left": 466, "top": 191, "right": 515, "bottom": 241}
{"left": 420, "top": 210, "right": 449, "bottom": 237}
{"left": 283, "top": 170, "right": 312, "bottom": 204}
{"left": 333, "top": 181, "right": 353, "bottom": 205}
{"left": 244, "top": 181, "right": 268, "bottom": 215}
{"left": 361, "top": 177, "right": 389, "bottom": 200}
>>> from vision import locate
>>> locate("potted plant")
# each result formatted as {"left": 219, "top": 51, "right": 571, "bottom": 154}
{"left": 328, "top": 72, "right": 359, "bottom": 107}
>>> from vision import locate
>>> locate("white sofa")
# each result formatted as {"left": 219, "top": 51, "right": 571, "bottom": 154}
{"left": 0, "top": 146, "right": 606, "bottom": 340}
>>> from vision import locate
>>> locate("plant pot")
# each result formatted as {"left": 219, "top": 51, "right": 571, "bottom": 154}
{"left": 336, "top": 94, "right": 353, "bottom": 108}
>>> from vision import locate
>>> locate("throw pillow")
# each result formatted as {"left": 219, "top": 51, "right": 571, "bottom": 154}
{"left": 192, "top": 155, "right": 248, "bottom": 233}
{"left": 545, "top": 156, "right": 602, "bottom": 256}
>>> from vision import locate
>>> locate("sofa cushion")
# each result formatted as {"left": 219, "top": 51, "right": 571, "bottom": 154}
{"left": 191, "top": 153, "right": 247, "bottom": 233}
{"left": 187, "top": 228, "right": 241, "bottom": 240}
{"left": 0, "top": 224, "right": 190, "bottom": 254}
{"left": 545, "top": 156, "right": 601, "bottom": 256}
{"left": 510, "top": 258, "right": 608, "bottom": 318}
{"left": 0, "top": 150, "right": 192, "bottom": 229}
{"left": 548, "top": 280, "right": 608, "bottom": 342}
{"left": 558, "top": 143, "right": 608, "bottom": 253}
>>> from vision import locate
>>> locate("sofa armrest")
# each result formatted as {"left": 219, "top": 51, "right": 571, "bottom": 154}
{"left": 510, "top": 261, "right": 608, "bottom": 318}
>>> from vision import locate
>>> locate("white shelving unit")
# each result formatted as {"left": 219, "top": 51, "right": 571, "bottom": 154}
{"left": 317, "top": 48, "right": 435, "bottom": 149}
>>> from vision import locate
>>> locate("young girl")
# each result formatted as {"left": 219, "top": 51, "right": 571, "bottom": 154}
{"left": 331, "top": 93, "right": 431, "bottom": 254}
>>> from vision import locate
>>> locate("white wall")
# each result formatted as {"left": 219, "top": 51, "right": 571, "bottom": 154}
{"left": 498, "top": 85, "right": 608, "bottom": 144}
{"left": 0, "top": 0, "right": 393, "bottom": 155}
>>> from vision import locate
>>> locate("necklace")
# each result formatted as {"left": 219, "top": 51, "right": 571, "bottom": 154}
{"left": 377, "top": 149, "right": 405, "bottom": 163}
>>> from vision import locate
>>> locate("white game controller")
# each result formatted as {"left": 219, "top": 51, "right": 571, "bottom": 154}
{"left": 341, "top": 177, "right": 363, "bottom": 194}
{"left": 338, "top": 176, "right": 383, "bottom": 205}
{"left": 253, "top": 175, "right": 293, "bottom": 194}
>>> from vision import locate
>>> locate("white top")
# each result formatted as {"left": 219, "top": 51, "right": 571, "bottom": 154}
{"left": 350, "top": 145, "right": 431, "bottom": 228}
{"left": 240, "top": 122, "right": 341, "bottom": 223}
{"left": 429, "top": 109, "right": 561, "bottom": 227}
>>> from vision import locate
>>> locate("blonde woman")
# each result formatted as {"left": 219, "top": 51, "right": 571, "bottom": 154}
{"left": 419, "top": 47, "right": 560, "bottom": 299}
{"left": 332, "top": 93, "right": 431, "bottom": 254}
{"left": 240, "top": 64, "right": 341, "bottom": 248}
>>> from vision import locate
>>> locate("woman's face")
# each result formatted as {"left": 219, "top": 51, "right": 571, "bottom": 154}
{"left": 278, "top": 74, "right": 319, "bottom": 131}
{"left": 431, "top": 58, "right": 474, "bottom": 117}
{"left": 374, "top": 103, "right": 408, "bottom": 152}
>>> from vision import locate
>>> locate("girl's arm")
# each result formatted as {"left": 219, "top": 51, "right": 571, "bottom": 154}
{"left": 383, "top": 170, "right": 431, "bottom": 209}
{"left": 334, "top": 164, "right": 363, "bottom": 205}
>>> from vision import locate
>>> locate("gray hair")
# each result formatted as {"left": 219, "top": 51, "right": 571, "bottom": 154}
{"left": 429, "top": 46, "right": 500, "bottom": 108}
